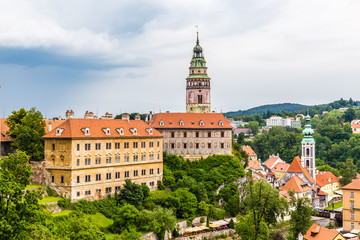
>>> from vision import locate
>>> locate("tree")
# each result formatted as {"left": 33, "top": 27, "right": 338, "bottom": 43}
{"left": 173, "top": 188, "right": 197, "bottom": 219}
{"left": 237, "top": 132, "right": 245, "bottom": 144}
{"left": 117, "top": 180, "right": 145, "bottom": 206}
{"left": 6, "top": 108, "right": 46, "bottom": 160}
{"left": 111, "top": 204, "right": 140, "bottom": 233}
{"left": 0, "top": 152, "right": 45, "bottom": 239}
{"left": 287, "top": 195, "right": 312, "bottom": 240}
{"left": 247, "top": 121, "right": 260, "bottom": 135}
{"left": 235, "top": 213, "right": 269, "bottom": 240}
{"left": 339, "top": 159, "right": 357, "bottom": 186}
{"left": 343, "top": 108, "right": 356, "bottom": 122}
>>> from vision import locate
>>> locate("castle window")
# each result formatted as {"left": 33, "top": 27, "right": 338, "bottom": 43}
{"left": 221, "top": 132, "right": 225, "bottom": 137}
{"left": 179, "top": 120, "right": 184, "bottom": 126}
{"left": 306, "top": 160, "right": 309, "bottom": 167}
{"left": 208, "top": 132, "right": 211, "bottom": 137}
{"left": 55, "top": 127, "right": 65, "bottom": 136}
{"left": 183, "top": 132, "right": 187, "bottom": 137}
{"left": 145, "top": 128, "right": 153, "bottom": 135}
{"left": 208, "top": 143, "right": 212, "bottom": 148}
{"left": 125, "top": 171, "right": 129, "bottom": 178}
{"left": 133, "top": 142, "right": 138, "bottom": 148}
{"left": 183, "top": 143, "right": 187, "bottom": 149}
{"left": 159, "top": 120, "right": 164, "bottom": 126}
{"left": 115, "top": 142, "right": 120, "bottom": 149}
{"left": 219, "top": 121, "right": 224, "bottom": 126}
{"left": 52, "top": 144, "right": 55, "bottom": 151}
{"left": 116, "top": 127, "right": 124, "bottom": 135}
{"left": 106, "top": 143, "right": 112, "bottom": 150}
{"left": 102, "top": 127, "right": 111, "bottom": 135}
{"left": 133, "top": 170, "right": 138, "bottom": 177}
{"left": 60, "top": 176, "right": 64, "bottom": 183}
{"left": 198, "top": 95, "right": 203, "bottom": 104}
{"left": 51, "top": 176, "right": 54, "bottom": 183}
{"left": 133, "top": 155, "right": 139, "bottom": 162}
{"left": 60, "top": 155, "right": 64, "bottom": 161}
{"left": 196, "top": 132, "right": 199, "bottom": 138}
{"left": 199, "top": 120, "right": 204, "bottom": 126}
{"left": 196, "top": 143, "right": 199, "bottom": 149}
{"left": 95, "top": 143, "right": 101, "bottom": 150}
{"left": 171, "top": 132, "right": 175, "bottom": 138}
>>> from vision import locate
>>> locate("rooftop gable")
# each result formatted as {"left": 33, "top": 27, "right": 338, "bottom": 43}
{"left": 288, "top": 156, "right": 315, "bottom": 183}
{"left": 304, "top": 223, "right": 342, "bottom": 240}
{"left": 279, "top": 175, "right": 312, "bottom": 193}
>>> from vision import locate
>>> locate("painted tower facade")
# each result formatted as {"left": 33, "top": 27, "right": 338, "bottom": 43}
{"left": 186, "top": 33, "right": 211, "bottom": 113}
{"left": 301, "top": 113, "right": 316, "bottom": 181}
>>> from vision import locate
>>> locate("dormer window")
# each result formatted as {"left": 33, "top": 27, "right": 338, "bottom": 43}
{"left": 145, "top": 128, "right": 153, "bottom": 135}
{"left": 219, "top": 120, "right": 223, "bottom": 126}
{"left": 81, "top": 127, "right": 90, "bottom": 136}
{"left": 129, "top": 128, "right": 137, "bottom": 135}
{"left": 159, "top": 120, "right": 164, "bottom": 126}
{"left": 179, "top": 120, "right": 184, "bottom": 126}
{"left": 102, "top": 127, "right": 111, "bottom": 135}
{"left": 199, "top": 120, "right": 204, "bottom": 126}
{"left": 116, "top": 127, "right": 124, "bottom": 135}
{"left": 55, "top": 127, "right": 65, "bottom": 136}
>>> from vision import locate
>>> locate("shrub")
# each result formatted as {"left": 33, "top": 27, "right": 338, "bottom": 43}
{"left": 72, "top": 200, "right": 97, "bottom": 214}
{"left": 57, "top": 198, "right": 71, "bottom": 209}
{"left": 46, "top": 186, "right": 56, "bottom": 197}
{"left": 200, "top": 217, "right": 205, "bottom": 223}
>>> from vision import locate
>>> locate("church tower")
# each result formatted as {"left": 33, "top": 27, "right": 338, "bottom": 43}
{"left": 301, "top": 112, "right": 316, "bottom": 181}
{"left": 186, "top": 32, "right": 211, "bottom": 113}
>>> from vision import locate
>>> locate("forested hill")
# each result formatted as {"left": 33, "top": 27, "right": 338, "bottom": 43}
{"left": 224, "top": 103, "right": 311, "bottom": 117}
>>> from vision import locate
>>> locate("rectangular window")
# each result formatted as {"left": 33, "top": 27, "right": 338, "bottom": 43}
{"left": 115, "top": 186, "right": 121, "bottom": 192}
{"left": 77, "top": 159, "right": 80, "bottom": 166}
{"left": 124, "top": 155, "right": 130, "bottom": 162}
{"left": 124, "top": 142, "right": 129, "bottom": 149}
{"left": 134, "top": 170, "right": 138, "bottom": 177}
{"left": 95, "top": 143, "right": 101, "bottom": 150}
{"left": 96, "top": 174, "right": 101, "bottom": 181}
{"left": 150, "top": 169, "right": 154, "bottom": 175}
{"left": 125, "top": 171, "right": 130, "bottom": 178}
{"left": 196, "top": 132, "right": 199, "bottom": 138}
{"left": 85, "top": 158, "right": 91, "bottom": 166}
{"left": 149, "top": 141, "right": 154, "bottom": 148}
{"left": 85, "top": 175, "right": 91, "bottom": 182}
{"left": 115, "top": 172, "right": 120, "bottom": 179}
{"left": 106, "top": 173, "right": 112, "bottom": 180}
{"left": 115, "top": 156, "right": 120, "bottom": 163}
{"left": 150, "top": 181, "right": 155, "bottom": 187}
{"left": 351, "top": 192, "right": 354, "bottom": 198}
{"left": 195, "top": 143, "right": 199, "bottom": 149}
{"left": 106, "top": 157, "right": 112, "bottom": 164}
{"left": 77, "top": 176, "right": 80, "bottom": 183}
{"left": 220, "top": 143, "right": 224, "bottom": 149}
{"left": 141, "top": 183, "right": 147, "bottom": 186}
{"left": 351, "top": 212, "right": 355, "bottom": 219}
{"left": 171, "top": 143, "right": 175, "bottom": 149}
{"left": 106, "top": 187, "right": 112, "bottom": 193}
{"left": 351, "top": 201, "right": 354, "bottom": 208}
{"left": 141, "top": 169, "right": 146, "bottom": 176}
{"left": 208, "top": 143, "right": 212, "bottom": 148}
{"left": 85, "top": 143, "right": 91, "bottom": 151}
{"left": 157, "top": 153, "right": 160, "bottom": 160}
{"left": 351, "top": 223, "right": 355, "bottom": 230}
{"left": 157, "top": 168, "right": 160, "bottom": 174}
{"left": 141, "top": 154, "right": 146, "bottom": 161}
{"left": 133, "top": 155, "right": 138, "bottom": 162}
{"left": 77, "top": 192, "right": 80, "bottom": 197}
{"left": 95, "top": 157, "right": 101, "bottom": 165}
{"left": 208, "top": 132, "right": 211, "bottom": 137}
{"left": 221, "top": 132, "right": 225, "bottom": 138}
{"left": 171, "top": 132, "right": 175, "bottom": 138}
{"left": 183, "top": 143, "right": 187, "bottom": 149}
{"left": 115, "top": 142, "right": 120, "bottom": 149}
{"left": 60, "top": 176, "right": 64, "bottom": 183}
{"left": 51, "top": 175, "right": 54, "bottom": 183}
{"left": 133, "top": 142, "right": 138, "bottom": 148}
{"left": 184, "top": 132, "right": 187, "bottom": 138}
{"left": 149, "top": 154, "right": 154, "bottom": 160}
{"left": 77, "top": 144, "right": 80, "bottom": 151}
{"left": 52, "top": 143, "right": 55, "bottom": 151}
{"left": 157, "top": 141, "right": 160, "bottom": 147}
{"left": 85, "top": 190, "right": 91, "bottom": 196}
{"left": 141, "top": 141, "right": 146, "bottom": 148}
{"left": 106, "top": 143, "right": 112, "bottom": 150}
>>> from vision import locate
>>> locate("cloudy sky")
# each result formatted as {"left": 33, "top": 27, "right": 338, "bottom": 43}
{"left": 0, "top": 0, "right": 360, "bottom": 118}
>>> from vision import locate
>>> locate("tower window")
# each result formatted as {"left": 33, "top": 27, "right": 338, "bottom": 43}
{"left": 198, "top": 95, "right": 203, "bottom": 104}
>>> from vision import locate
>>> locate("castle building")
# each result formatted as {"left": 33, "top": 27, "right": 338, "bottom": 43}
{"left": 186, "top": 32, "right": 211, "bottom": 113}
{"left": 43, "top": 116, "right": 163, "bottom": 200}
{"left": 148, "top": 112, "right": 232, "bottom": 160}
{"left": 301, "top": 113, "right": 316, "bottom": 180}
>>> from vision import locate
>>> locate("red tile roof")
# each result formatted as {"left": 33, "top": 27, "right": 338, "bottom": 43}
{"left": 43, "top": 118, "right": 163, "bottom": 139}
{"left": 342, "top": 178, "right": 360, "bottom": 190}
{"left": 247, "top": 160, "right": 261, "bottom": 170}
{"left": 288, "top": 156, "right": 315, "bottom": 184}
{"left": 271, "top": 162, "right": 290, "bottom": 173}
{"left": 45, "top": 119, "right": 66, "bottom": 133}
{"left": 0, "top": 119, "right": 11, "bottom": 142}
{"left": 242, "top": 145, "right": 257, "bottom": 156}
{"left": 352, "top": 123, "right": 360, "bottom": 128}
{"left": 148, "top": 113, "right": 232, "bottom": 129}
{"left": 303, "top": 223, "right": 342, "bottom": 240}
{"left": 316, "top": 171, "right": 339, "bottom": 187}
{"left": 279, "top": 175, "right": 312, "bottom": 193}
{"left": 263, "top": 156, "right": 282, "bottom": 169}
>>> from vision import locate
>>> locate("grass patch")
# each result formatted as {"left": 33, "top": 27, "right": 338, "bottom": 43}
{"left": 325, "top": 201, "right": 343, "bottom": 210}
{"left": 39, "top": 196, "right": 62, "bottom": 204}
{"left": 150, "top": 190, "right": 172, "bottom": 198}
{"left": 85, "top": 212, "right": 114, "bottom": 229}
{"left": 105, "top": 233, "right": 122, "bottom": 240}
{"left": 25, "top": 184, "right": 44, "bottom": 190}
{"left": 52, "top": 210, "right": 72, "bottom": 217}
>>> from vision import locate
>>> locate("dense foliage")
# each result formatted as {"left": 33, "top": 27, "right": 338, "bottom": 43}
{"left": 225, "top": 103, "right": 310, "bottom": 117}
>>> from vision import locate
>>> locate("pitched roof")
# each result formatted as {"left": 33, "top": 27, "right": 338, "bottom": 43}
{"left": 0, "top": 118, "right": 11, "bottom": 142}
{"left": 352, "top": 123, "right": 360, "bottom": 129}
{"left": 148, "top": 113, "right": 232, "bottom": 129}
{"left": 43, "top": 118, "right": 163, "bottom": 139}
{"left": 316, "top": 171, "right": 339, "bottom": 187}
{"left": 242, "top": 145, "right": 257, "bottom": 156}
{"left": 271, "top": 162, "right": 290, "bottom": 173}
{"left": 279, "top": 175, "right": 312, "bottom": 193}
{"left": 45, "top": 119, "right": 66, "bottom": 133}
{"left": 287, "top": 156, "right": 315, "bottom": 184}
{"left": 304, "top": 223, "right": 342, "bottom": 240}
{"left": 263, "top": 156, "right": 282, "bottom": 169}
{"left": 247, "top": 160, "right": 261, "bottom": 170}
{"left": 234, "top": 128, "right": 251, "bottom": 134}
{"left": 342, "top": 178, "right": 360, "bottom": 190}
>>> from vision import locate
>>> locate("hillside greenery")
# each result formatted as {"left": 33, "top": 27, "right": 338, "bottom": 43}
{"left": 225, "top": 103, "right": 310, "bottom": 117}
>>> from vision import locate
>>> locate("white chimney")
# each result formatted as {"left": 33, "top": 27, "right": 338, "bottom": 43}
{"left": 48, "top": 121, "right": 52, "bottom": 132}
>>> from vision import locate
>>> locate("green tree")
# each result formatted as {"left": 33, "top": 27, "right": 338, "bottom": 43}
{"left": 343, "top": 108, "right": 356, "bottom": 122}
{"left": 0, "top": 152, "right": 45, "bottom": 239}
{"left": 6, "top": 108, "right": 46, "bottom": 160}
{"left": 235, "top": 213, "right": 269, "bottom": 240}
{"left": 173, "top": 188, "right": 197, "bottom": 219}
{"left": 237, "top": 132, "right": 245, "bottom": 144}
{"left": 247, "top": 121, "right": 260, "bottom": 135}
{"left": 339, "top": 158, "right": 357, "bottom": 186}
{"left": 117, "top": 180, "right": 145, "bottom": 206}
{"left": 287, "top": 195, "right": 312, "bottom": 240}
{"left": 111, "top": 204, "right": 140, "bottom": 233}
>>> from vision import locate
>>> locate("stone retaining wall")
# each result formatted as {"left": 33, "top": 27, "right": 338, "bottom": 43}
{"left": 175, "top": 229, "right": 235, "bottom": 240}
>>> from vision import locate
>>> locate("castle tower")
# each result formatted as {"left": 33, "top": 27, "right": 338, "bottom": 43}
{"left": 186, "top": 32, "right": 211, "bottom": 113}
{"left": 301, "top": 112, "right": 316, "bottom": 181}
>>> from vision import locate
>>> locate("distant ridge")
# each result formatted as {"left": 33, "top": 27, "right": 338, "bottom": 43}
{"left": 224, "top": 103, "right": 311, "bottom": 117}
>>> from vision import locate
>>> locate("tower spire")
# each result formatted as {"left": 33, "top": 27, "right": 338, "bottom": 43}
{"left": 196, "top": 25, "right": 199, "bottom": 44}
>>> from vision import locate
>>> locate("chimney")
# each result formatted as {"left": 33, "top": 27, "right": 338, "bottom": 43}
{"left": 145, "top": 114, "right": 149, "bottom": 122}
{"left": 48, "top": 121, "right": 52, "bottom": 132}
{"left": 59, "top": 116, "right": 62, "bottom": 120}
{"left": 149, "top": 111, "right": 153, "bottom": 121}
{"left": 122, "top": 114, "right": 130, "bottom": 121}
{"left": 135, "top": 114, "right": 141, "bottom": 120}
{"left": 66, "top": 110, "right": 75, "bottom": 119}
{"left": 166, "top": 111, "right": 170, "bottom": 113}
{"left": 84, "top": 111, "right": 95, "bottom": 119}
{"left": 101, "top": 112, "right": 113, "bottom": 119}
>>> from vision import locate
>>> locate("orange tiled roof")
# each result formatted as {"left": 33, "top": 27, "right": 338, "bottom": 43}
{"left": 287, "top": 156, "right": 315, "bottom": 184}
{"left": 279, "top": 175, "right": 312, "bottom": 193}
{"left": 247, "top": 160, "right": 261, "bottom": 170}
{"left": 271, "top": 162, "right": 290, "bottom": 173}
{"left": 242, "top": 145, "right": 257, "bottom": 156}
{"left": 43, "top": 118, "right": 163, "bottom": 139}
{"left": 0, "top": 118, "right": 12, "bottom": 142}
{"left": 342, "top": 178, "right": 360, "bottom": 190}
{"left": 148, "top": 113, "right": 232, "bottom": 129}
{"left": 45, "top": 119, "right": 66, "bottom": 133}
{"left": 263, "top": 156, "right": 281, "bottom": 169}
{"left": 316, "top": 171, "right": 339, "bottom": 187}
{"left": 303, "top": 223, "right": 342, "bottom": 240}
{"left": 352, "top": 123, "right": 360, "bottom": 129}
